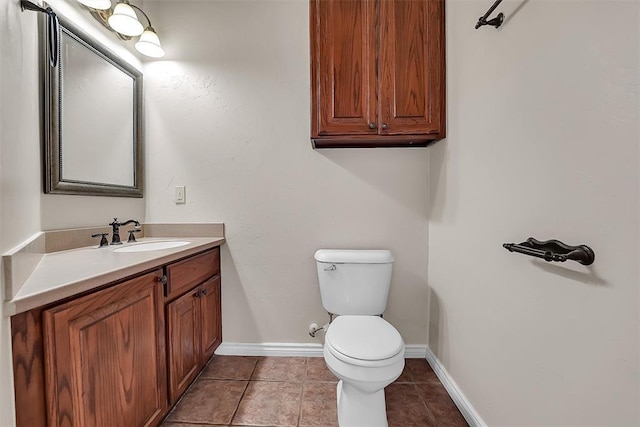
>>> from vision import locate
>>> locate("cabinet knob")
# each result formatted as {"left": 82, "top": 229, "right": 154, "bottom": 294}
{"left": 193, "top": 290, "right": 202, "bottom": 298}
{"left": 381, "top": 123, "right": 388, "bottom": 130}
{"left": 368, "top": 122, "right": 376, "bottom": 129}
{"left": 201, "top": 288, "right": 208, "bottom": 296}
{"left": 158, "top": 275, "right": 168, "bottom": 285}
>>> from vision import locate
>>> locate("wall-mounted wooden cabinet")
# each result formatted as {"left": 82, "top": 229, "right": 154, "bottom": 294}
{"left": 11, "top": 247, "right": 222, "bottom": 427}
{"left": 310, "top": 0, "right": 445, "bottom": 148}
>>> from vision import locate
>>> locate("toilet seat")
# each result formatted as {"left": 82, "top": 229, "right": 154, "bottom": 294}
{"left": 326, "top": 315, "right": 404, "bottom": 366}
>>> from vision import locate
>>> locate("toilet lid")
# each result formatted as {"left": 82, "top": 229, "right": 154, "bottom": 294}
{"left": 327, "top": 316, "right": 404, "bottom": 361}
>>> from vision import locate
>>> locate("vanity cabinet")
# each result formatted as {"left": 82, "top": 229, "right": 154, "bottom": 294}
{"left": 42, "top": 270, "right": 167, "bottom": 427}
{"left": 11, "top": 246, "right": 222, "bottom": 427}
{"left": 165, "top": 249, "right": 221, "bottom": 404}
{"left": 310, "top": 0, "right": 446, "bottom": 148}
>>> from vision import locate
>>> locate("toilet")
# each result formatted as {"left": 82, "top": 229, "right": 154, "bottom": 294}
{"left": 315, "top": 249, "right": 405, "bottom": 427}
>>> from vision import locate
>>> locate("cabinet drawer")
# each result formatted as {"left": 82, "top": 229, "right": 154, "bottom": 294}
{"left": 166, "top": 248, "right": 219, "bottom": 300}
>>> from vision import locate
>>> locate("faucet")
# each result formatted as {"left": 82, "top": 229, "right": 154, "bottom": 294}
{"left": 109, "top": 218, "right": 140, "bottom": 245}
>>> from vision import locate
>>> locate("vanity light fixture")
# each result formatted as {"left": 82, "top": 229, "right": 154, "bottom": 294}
{"left": 128, "top": 5, "right": 165, "bottom": 58}
{"left": 135, "top": 25, "right": 165, "bottom": 58}
{"left": 78, "top": 0, "right": 165, "bottom": 58}
{"left": 108, "top": 0, "right": 143, "bottom": 36}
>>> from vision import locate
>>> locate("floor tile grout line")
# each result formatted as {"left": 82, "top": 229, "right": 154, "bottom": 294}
{"left": 227, "top": 358, "right": 260, "bottom": 426}
{"left": 297, "top": 358, "right": 308, "bottom": 427}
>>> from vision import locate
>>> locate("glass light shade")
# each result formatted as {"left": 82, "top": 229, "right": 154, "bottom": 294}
{"left": 77, "top": 0, "right": 111, "bottom": 10}
{"left": 135, "top": 28, "right": 165, "bottom": 58}
{"left": 108, "top": 2, "right": 144, "bottom": 36}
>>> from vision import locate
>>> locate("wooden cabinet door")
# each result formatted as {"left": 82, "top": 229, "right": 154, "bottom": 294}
{"left": 378, "top": 0, "right": 445, "bottom": 136}
{"left": 43, "top": 270, "right": 166, "bottom": 427}
{"left": 200, "top": 276, "right": 222, "bottom": 362}
{"left": 166, "top": 288, "right": 201, "bottom": 405}
{"left": 310, "top": 0, "right": 445, "bottom": 147}
{"left": 311, "top": 0, "right": 377, "bottom": 136}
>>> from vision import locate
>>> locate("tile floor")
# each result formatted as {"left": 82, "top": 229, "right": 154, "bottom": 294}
{"left": 162, "top": 356, "right": 468, "bottom": 427}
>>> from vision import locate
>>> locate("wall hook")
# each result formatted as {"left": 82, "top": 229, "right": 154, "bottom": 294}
{"left": 503, "top": 237, "right": 595, "bottom": 266}
{"left": 20, "top": 0, "right": 59, "bottom": 67}
{"left": 475, "top": 0, "right": 505, "bottom": 29}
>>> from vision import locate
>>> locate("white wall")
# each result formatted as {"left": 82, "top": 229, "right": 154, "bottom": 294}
{"left": 143, "top": 0, "right": 430, "bottom": 345}
{"left": 0, "top": 0, "right": 42, "bottom": 422}
{"left": 429, "top": 0, "right": 639, "bottom": 425}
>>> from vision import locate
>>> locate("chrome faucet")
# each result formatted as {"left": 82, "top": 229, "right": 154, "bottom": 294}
{"left": 108, "top": 218, "right": 140, "bottom": 245}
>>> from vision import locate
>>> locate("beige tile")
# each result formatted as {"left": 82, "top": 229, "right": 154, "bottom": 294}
{"left": 405, "top": 358, "right": 439, "bottom": 382}
{"left": 201, "top": 355, "right": 259, "bottom": 380}
{"left": 305, "top": 357, "right": 337, "bottom": 382}
{"left": 417, "top": 383, "right": 468, "bottom": 427}
{"left": 386, "top": 383, "right": 436, "bottom": 427}
{"left": 394, "top": 362, "right": 413, "bottom": 383}
{"left": 163, "top": 356, "right": 463, "bottom": 427}
{"left": 45, "top": 226, "right": 112, "bottom": 253}
{"left": 251, "top": 357, "right": 307, "bottom": 382}
{"left": 233, "top": 381, "right": 302, "bottom": 426}
{"left": 167, "top": 379, "right": 247, "bottom": 425}
{"left": 300, "top": 381, "right": 338, "bottom": 426}
{"left": 162, "top": 422, "right": 222, "bottom": 426}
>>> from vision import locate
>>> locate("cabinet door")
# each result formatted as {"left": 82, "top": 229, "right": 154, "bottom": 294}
{"left": 43, "top": 271, "right": 166, "bottom": 427}
{"left": 167, "top": 288, "right": 201, "bottom": 405}
{"left": 378, "top": 0, "right": 445, "bottom": 136}
{"left": 311, "top": 0, "right": 377, "bottom": 136}
{"left": 200, "top": 276, "right": 222, "bottom": 362}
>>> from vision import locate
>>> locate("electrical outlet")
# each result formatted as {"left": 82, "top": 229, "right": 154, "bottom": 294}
{"left": 175, "top": 186, "right": 186, "bottom": 204}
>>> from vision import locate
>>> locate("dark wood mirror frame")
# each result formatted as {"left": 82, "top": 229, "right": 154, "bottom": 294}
{"left": 42, "top": 10, "right": 143, "bottom": 198}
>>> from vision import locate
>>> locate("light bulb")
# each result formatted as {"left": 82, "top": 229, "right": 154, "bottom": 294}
{"left": 135, "top": 27, "right": 165, "bottom": 58}
{"left": 108, "top": 1, "right": 143, "bottom": 36}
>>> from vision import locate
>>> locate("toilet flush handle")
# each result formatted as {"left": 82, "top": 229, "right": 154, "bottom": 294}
{"left": 324, "top": 264, "right": 336, "bottom": 271}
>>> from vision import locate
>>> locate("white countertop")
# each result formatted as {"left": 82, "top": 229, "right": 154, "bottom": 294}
{"left": 5, "top": 237, "right": 225, "bottom": 316}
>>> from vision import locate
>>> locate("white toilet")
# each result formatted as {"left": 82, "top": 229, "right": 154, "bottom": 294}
{"left": 315, "top": 249, "right": 405, "bottom": 427}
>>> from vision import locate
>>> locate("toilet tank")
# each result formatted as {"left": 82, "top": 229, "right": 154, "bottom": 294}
{"left": 314, "top": 249, "right": 394, "bottom": 315}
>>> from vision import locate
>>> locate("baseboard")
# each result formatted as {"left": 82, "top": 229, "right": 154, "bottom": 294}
{"left": 425, "top": 347, "right": 486, "bottom": 427}
{"left": 404, "top": 344, "right": 428, "bottom": 358}
{"left": 215, "top": 342, "right": 324, "bottom": 357}
{"left": 215, "top": 342, "right": 429, "bottom": 359}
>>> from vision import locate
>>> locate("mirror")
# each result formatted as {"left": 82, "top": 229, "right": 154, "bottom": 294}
{"left": 43, "top": 12, "right": 143, "bottom": 197}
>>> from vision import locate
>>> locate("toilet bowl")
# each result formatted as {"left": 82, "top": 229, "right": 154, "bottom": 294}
{"left": 324, "top": 315, "right": 405, "bottom": 427}
{"left": 314, "top": 249, "right": 402, "bottom": 426}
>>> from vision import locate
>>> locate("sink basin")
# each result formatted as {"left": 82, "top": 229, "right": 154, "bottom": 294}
{"left": 114, "top": 241, "right": 190, "bottom": 253}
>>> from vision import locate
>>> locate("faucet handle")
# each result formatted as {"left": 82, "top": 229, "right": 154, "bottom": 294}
{"left": 91, "top": 233, "right": 109, "bottom": 248}
{"left": 127, "top": 229, "right": 141, "bottom": 243}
